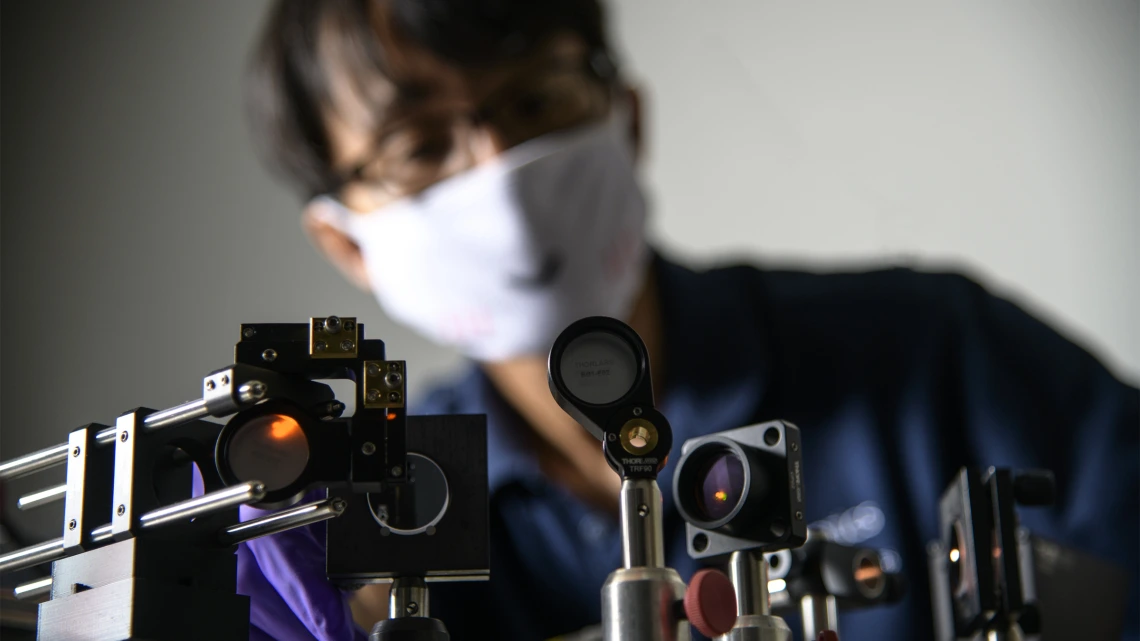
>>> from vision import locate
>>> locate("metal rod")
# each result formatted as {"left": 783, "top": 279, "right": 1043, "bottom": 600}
{"left": 619, "top": 478, "right": 664, "bottom": 569}
{"left": 389, "top": 576, "right": 429, "bottom": 618}
{"left": 0, "top": 381, "right": 269, "bottom": 479}
{"left": 219, "top": 498, "right": 346, "bottom": 546}
{"left": 138, "top": 481, "right": 266, "bottom": 529}
{"left": 0, "top": 538, "right": 66, "bottom": 574}
{"left": 17, "top": 484, "right": 67, "bottom": 510}
{"left": 13, "top": 576, "right": 53, "bottom": 600}
{"left": 95, "top": 398, "right": 214, "bottom": 443}
{"left": 0, "top": 444, "right": 70, "bottom": 481}
{"left": 801, "top": 594, "right": 839, "bottom": 641}
{"left": 90, "top": 523, "right": 114, "bottom": 543}
{"left": 729, "top": 550, "right": 770, "bottom": 616}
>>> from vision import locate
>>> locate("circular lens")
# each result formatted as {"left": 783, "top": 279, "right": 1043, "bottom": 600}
{"left": 226, "top": 413, "right": 309, "bottom": 491}
{"left": 695, "top": 451, "right": 745, "bottom": 521}
{"left": 559, "top": 331, "right": 639, "bottom": 405}
{"left": 369, "top": 453, "right": 449, "bottom": 535}
{"left": 949, "top": 520, "right": 968, "bottom": 597}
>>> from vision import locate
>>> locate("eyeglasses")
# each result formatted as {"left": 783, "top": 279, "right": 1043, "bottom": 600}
{"left": 322, "top": 54, "right": 617, "bottom": 212}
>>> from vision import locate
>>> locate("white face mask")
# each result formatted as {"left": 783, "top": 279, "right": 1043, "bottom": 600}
{"left": 312, "top": 114, "right": 649, "bottom": 361}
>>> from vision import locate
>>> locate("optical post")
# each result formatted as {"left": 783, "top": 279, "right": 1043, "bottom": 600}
{"left": 929, "top": 467, "right": 1054, "bottom": 641}
{"left": 0, "top": 316, "right": 489, "bottom": 641}
{"left": 548, "top": 317, "right": 739, "bottom": 641}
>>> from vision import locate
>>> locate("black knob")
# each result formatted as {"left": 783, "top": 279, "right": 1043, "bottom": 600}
{"left": 1013, "top": 470, "right": 1056, "bottom": 507}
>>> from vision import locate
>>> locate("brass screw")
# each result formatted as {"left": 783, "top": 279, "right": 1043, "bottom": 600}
{"left": 243, "top": 327, "right": 256, "bottom": 338}
{"left": 71, "top": 446, "right": 81, "bottom": 457}
{"left": 367, "top": 389, "right": 380, "bottom": 402}
{"left": 206, "top": 380, "right": 216, "bottom": 391}
{"left": 315, "top": 341, "right": 327, "bottom": 352}
{"left": 262, "top": 349, "right": 277, "bottom": 362}
{"left": 117, "top": 505, "right": 126, "bottom": 516}
{"left": 340, "top": 339, "right": 354, "bottom": 351}
{"left": 361, "top": 442, "right": 376, "bottom": 456}
{"left": 389, "top": 391, "right": 402, "bottom": 402}
{"left": 343, "top": 320, "right": 355, "bottom": 331}
{"left": 68, "top": 519, "right": 77, "bottom": 530}
{"left": 220, "top": 375, "right": 230, "bottom": 385}
{"left": 367, "top": 363, "right": 381, "bottom": 376}
{"left": 119, "top": 431, "right": 129, "bottom": 442}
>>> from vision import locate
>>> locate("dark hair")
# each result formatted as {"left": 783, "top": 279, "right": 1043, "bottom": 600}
{"left": 247, "top": 0, "right": 612, "bottom": 199}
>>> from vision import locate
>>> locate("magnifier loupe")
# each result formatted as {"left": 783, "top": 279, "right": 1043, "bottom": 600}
{"left": 548, "top": 317, "right": 670, "bottom": 479}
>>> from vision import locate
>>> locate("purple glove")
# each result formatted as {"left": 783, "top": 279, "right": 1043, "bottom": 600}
{"left": 237, "top": 500, "right": 368, "bottom": 641}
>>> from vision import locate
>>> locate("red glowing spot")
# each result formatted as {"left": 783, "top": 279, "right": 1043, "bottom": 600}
{"left": 268, "top": 415, "right": 301, "bottom": 440}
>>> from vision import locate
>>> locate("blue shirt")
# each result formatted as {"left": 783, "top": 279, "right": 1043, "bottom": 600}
{"left": 418, "top": 255, "right": 1139, "bottom": 641}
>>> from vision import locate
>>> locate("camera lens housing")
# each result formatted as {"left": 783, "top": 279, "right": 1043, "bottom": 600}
{"left": 675, "top": 421, "right": 806, "bottom": 559}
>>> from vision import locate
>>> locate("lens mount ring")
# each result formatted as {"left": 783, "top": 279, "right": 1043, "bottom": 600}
{"left": 673, "top": 437, "right": 753, "bottom": 531}
{"left": 215, "top": 398, "right": 319, "bottom": 508}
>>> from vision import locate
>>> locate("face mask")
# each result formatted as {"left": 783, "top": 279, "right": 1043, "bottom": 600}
{"left": 312, "top": 113, "right": 649, "bottom": 362}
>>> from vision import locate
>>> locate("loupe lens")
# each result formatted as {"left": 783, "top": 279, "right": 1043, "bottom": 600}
{"left": 696, "top": 451, "right": 745, "bottom": 521}
{"left": 558, "top": 331, "right": 639, "bottom": 405}
{"left": 225, "top": 413, "right": 310, "bottom": 491}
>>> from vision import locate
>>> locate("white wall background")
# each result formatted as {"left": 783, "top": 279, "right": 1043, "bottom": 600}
{"left": 2, "top": 0, "right": 1136, "bottom": 544}
{"left": 612, "top": 0, "right": 1139, "bottom": 381}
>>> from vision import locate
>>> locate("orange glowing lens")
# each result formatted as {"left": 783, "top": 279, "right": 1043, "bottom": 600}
{"left": 268, "top": 415, "right": 302, "bottom": 440}
{"left": 387, "top": 412, "right": 398, "bottom": 421}
{"left": 715, "top": 490, "right": 728, "bottom": 503}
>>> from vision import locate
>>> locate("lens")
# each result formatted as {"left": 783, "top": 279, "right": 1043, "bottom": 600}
{"left": 226, "top": 413, "right": 310, "bottom": 491}
{"left": 949, "top": 520, "right": 968, "bottom": 597}
{"left": 559, "top": 331, "right": 639, "bottom": 405}
{"left": 369, "top": 453, "right": 449, "bottom": 535}
{"left": 695, "top": 451, "right": 745, "bottom": 521}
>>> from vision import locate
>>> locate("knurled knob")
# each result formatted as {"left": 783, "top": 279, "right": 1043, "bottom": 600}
{"left": 683, "top": 568, "right": 737, "bottom": 638}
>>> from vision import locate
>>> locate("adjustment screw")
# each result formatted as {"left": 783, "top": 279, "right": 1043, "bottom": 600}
{"left": 220, "top": 375, "right": 230, "bottom": 385}
{"left": 324, "top": 316, "right": 342, "bottom": 333}
{"left": 119, "top": 431, "right": 129, "bottom": 442}
{"left": 343, "top": 320, "right": 355, "bottom": 331}
{"left": 116, "top": 504, "right": 126, "bottom": 516}
{"left": 367, "top": 363, "right": 381, "bottom": 376}
{"left": 340, "top": 339, "right": 355, "bottom": 351}
{"left": 72, "top": 446, "right": 81, "bottom": 457}
{"left": 388, "top": 362, "right": 401, "bottom": 372}
{"left": 637, "top": 504, "right": 649, "bottom": 517}
{"left": 367, "top": 389, "right": 380, "bottom": 402}
{"left": 68, "top": 519, "right": 77, "bottom": 530}
{"left": 795, "top": 511, "right": 803, "bottom": 520}
{"left": 242, "top": 327, "right": 256, "bottom": 338}
{"left": 361, "top": 442, "right": 376, "bottom": 456}
{"left": 315, "top": 341, "right": 327, "bottom": 352}
{"left": 388, "top": 391, "right": 402, "bottom": 402}
{"left": 633, "top": 407, "right": 643, "bottom": 416}
{"left": 261, "top": 349, "right": 277, "bottom": 362}
{"left": 390, "top": 466, "right": 403, "bottom": 477}
{"left": 406, "top": 602, "right": 419, "bottom": 615}
{"left": 205, "top": 380, "right": 216, "bottom": 391}
{"left": 385, "top": 372, "right": 402, "bottom": 387}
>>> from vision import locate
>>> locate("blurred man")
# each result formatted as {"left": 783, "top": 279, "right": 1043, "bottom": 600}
{"left": 240, "top": 0, "right": 1138, "bottom": 639}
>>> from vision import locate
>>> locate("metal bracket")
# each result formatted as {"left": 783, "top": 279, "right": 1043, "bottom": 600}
{"left": 310, "top": 316, "right": 358, "bottom": 358}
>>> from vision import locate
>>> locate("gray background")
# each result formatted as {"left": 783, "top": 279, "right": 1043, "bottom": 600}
{"left": 2, "top": 0, "right": 1137, "bottom": 544}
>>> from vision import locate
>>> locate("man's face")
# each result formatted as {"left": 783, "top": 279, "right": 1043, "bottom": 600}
{"left": 304, "top": 26, "right": 628, "bottom": 290}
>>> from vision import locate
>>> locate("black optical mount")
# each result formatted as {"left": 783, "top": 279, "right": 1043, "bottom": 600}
{"left": 548, "top": 317, "right": 738, "bottom": 641}
{"left": 674, "top": 421, "right": 809, "bottom": 641}
{"left": 929, "top": 467, "right": 1055, "bottom": 641}
{"left": 548, "top": 317, "right": 672, "bottom": 481}
{"left": 0, "top": 315, "right": 488, "bottom": 641}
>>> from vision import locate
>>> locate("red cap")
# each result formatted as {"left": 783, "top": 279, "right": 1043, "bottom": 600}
{"left": 684, "top": 568, "right": 737, "bottom": 638}
{"left": 818, "top": 631, "right": 840, "bottom": 641}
